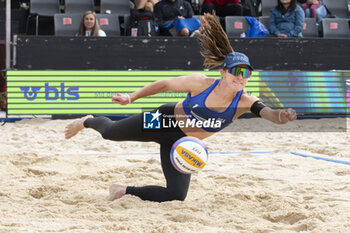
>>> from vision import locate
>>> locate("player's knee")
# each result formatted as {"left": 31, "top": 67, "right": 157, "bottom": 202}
{"left": 169, "top": 189, "right": 188, "bottom": 201}
{"left": 100, "top": 129, "right": 122, "bottom": 140}
{"left": 144, "top": 2, "right": 153, "bottom": 12}
{"left": 101, "top": 131, "right": 112, "bottom": 140}
{"left": 174, "top": 192, "right": 187, "bottom": 201}
{"left": 179, "top": 28, "right": 190, "bottom": 36}
{"left": 98, "top": 122, "right": 121, "bottom": 140}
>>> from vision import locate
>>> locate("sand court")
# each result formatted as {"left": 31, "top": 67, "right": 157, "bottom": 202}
{"left": 1, "top": 117, "right": 350, "bottom": 232}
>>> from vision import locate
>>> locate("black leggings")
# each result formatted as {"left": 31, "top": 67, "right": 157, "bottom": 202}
{"left": 84, "top": 104, "right": 190, "bottom": 202}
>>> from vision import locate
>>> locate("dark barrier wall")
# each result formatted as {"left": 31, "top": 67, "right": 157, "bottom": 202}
{"left": 0, "top": 40, "right": 5, "bottom": 89}
{"left": 16, "top": 36, "right": 350, "bottom": 71}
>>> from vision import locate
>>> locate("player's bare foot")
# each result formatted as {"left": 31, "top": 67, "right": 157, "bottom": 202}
{"left": 64, "top": 115, "right": 93, "bottom": 139}
{"left": 108, "top": 183, "right": 126, "bottom": 201}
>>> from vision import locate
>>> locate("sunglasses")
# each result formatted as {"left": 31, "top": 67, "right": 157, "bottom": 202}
{"left": 228, "top": 66, "right": 251, "bottom": 79}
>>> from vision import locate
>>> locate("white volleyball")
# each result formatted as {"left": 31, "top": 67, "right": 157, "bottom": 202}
{"left": 170, "top": 136, "right": 208, "bottom": 174}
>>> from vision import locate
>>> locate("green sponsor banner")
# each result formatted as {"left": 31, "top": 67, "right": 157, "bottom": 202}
{"left": 6, "top": 70, "right": 348, "bottom": 115}
{"left": 6, "top": 70, "right": 260, "bottom": 115}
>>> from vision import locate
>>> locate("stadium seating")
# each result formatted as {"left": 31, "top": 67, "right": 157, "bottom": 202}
{"left": 261, "top": 0, "right": 275, "bottom": 16}
{"left": 100, "top": 0, "right": 130, "bottom": 16}
{"left": 30, "top": 0, "right": 60, "bottom": 18}
{"left": 258, "top": 16, "right": 270, "bottom": 30}
{"left": 123, "top": 15, "right": 130, "bottom": 36}
{"left": 54, "top": 13, "right": 81, "bottom": 36}
{"left": 96, "top": 14, "right": 120, "bottom": 36}
{"left": 225, "top": 16, "right": 250, "bottom": 37}
{"left": 54, "top": 13, "right": 121, "bottom": 37}
{"left": 28, "top": 0, "right": 60, "bottom": 35}
{"left": 258, "top": 16, "right": 319, "bottom": 38}
{"left": 193, "top": 15, "right": 220, "bottom": 23}
{"left": 322, "top": 0, "right": 349, "bottom": 19}
{"left": 302, "top": 18, "right": 318, "bottom": 38}
{"left": 322, "top": 18, "right": 350, "bottom": 38}
{"left": 64, "top": 0, "right": 94, "bottom": 14}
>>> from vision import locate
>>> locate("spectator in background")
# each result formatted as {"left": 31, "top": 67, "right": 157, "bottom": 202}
{"left": 134, "top": 0, "right": 159, "bottom": 12}
{"left": 184, "top": 0, "right": 202, "bottom": 15}
{"left": 241, "top": 0, "right": 260, "bottom": 17}
{"left": 154, "top": 0, "right": 200, "bottom": 36}
{"left": 201, "top": 0, "right": 243, "bottom": 17}
{"left": 300, "top": 0, "right": 327, "bottom": 22}
{"left": 269, "top": 0, "right": 305, "bottom": 38}
{"left": 77, "top": 11, "right": 106, "bottom": 37}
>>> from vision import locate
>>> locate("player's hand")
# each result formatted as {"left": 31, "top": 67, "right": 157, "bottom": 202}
{"left": 112, "top": 93, "right": 131, "bottom": 105}
{"left": 278, "top": 33, "right": 287, "bottom": 38}
{"left": 280, "top": 108, "right": 297, "bottom": 122}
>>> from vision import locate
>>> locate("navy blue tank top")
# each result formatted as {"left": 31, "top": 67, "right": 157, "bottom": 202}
{"left": 182, "top": 79, "right": 244, "bottom": 132}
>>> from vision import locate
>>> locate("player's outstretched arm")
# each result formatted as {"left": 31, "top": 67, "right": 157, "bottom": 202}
{"left": 112, "top": 73, "right": 205, "bottom": 105}
{"left": 260, "top": 107, "right": 297, "bottom": 124}
{"left": 246, "top": 96, "right": 297, "bottom": 124}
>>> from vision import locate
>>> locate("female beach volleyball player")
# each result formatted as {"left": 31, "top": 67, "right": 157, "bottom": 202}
{"left": 65, "top": 13, "right": 297, "bottom": 203}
